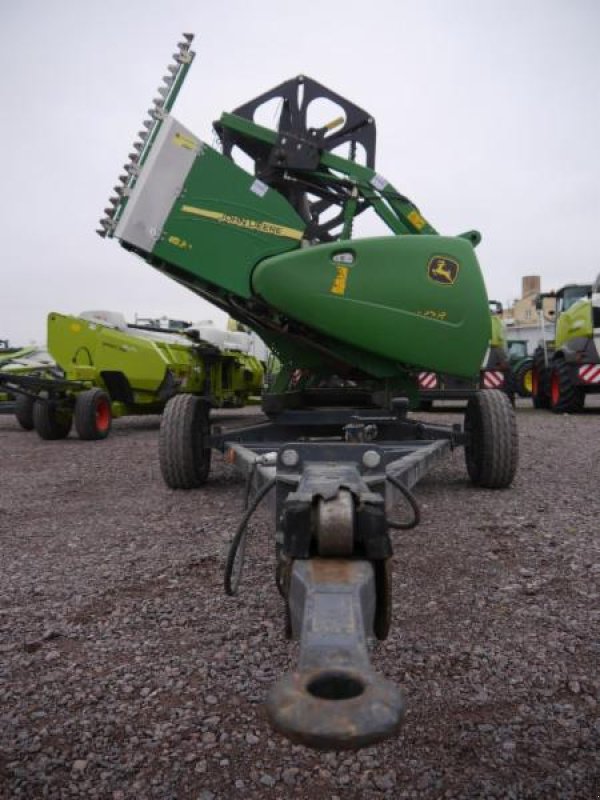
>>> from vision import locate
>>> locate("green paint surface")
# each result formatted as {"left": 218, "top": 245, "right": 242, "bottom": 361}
{"left": 252, "top": 236, "right": 490, "bottom": 377}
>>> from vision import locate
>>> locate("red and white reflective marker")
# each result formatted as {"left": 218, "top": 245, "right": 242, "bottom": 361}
{"left": 418, "top": 372, "right": 437, "bottom": 390}
{"left": 481, "top": 370, "right": 504, "bottom": 389}
{"left": 579, "top": 364, "right": 600, "bottom": 384}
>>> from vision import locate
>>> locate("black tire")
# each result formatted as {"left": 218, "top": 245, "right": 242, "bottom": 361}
{"left": 464, "top": 389, "right": 518, "bottom": 488}
{"left": 74, "top": 388, "right": 112, "bottom": 440}
{"left": 33, "top": 398, "right": 73, "bottom": 440}
{"left": 503, "top": 385, "right": 516, "bottom": 406}
{"left": 549, "top": 360, "right": 584, "bottom": 414}
{"left": 15, "top": 394, "right": 35, "bottom": 430}
{"left": 159, "top": 394, "right": 212, "bottom": 489}
{"left": 531, "top": 349, "right": 551, "bottom": 409}
{"left": 515, "top": 361, "right": 533, "bottom": 398}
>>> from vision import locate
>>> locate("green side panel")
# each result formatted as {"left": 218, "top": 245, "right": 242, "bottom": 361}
{"left": 489, "top": 315, "right": 506, "bottom": 348}
{"left": 47, "top": 313, "right": 264, "bottom": 408}
{"left": 47, "top": 313, "right": 206, "bottom": 399}
{"left": 252, "top": 236, "right": 490, "bottom": 378}
{"left": 555, "top": 299, "right": 593, "bottom": 348}
{"left": 152, "top": 145, "right": 305, "bottom": 298}
{"left": 214, "top": 352, "right": 264, "bottom": 406}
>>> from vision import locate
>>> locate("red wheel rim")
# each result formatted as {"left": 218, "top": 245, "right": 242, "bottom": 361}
{"left": 550, "top": 371, "right": 560, "bottom": 407}
{"left": 532, "top": 368, "right": 539, "bottom": 395}
{"left": 95, "top": 399, "right": 111, "bottom": 432}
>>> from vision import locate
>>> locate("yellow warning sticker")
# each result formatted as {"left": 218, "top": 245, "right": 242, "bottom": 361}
{"left": 173, "top": 132, "right": 198, "bottom": 151}
{"left": 180, "top": 205, "right": 303, "bottom": 241}
{"left": 407, "top": 209, "right": 427, "bottom": 230}
{"left": 70, "top": 323, "right": 81, "bottom": 333}
{"left": 330, "top": 266, "right": 349, "bottom": 296}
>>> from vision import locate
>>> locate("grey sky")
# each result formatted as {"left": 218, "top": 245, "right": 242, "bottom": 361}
{"left": 2, "top": 0, "right": 599, "bottom": 345}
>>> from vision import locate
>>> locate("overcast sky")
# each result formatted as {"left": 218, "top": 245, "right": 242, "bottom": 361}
{"left": 1, "top": 0, "right": 599, "bottom": 344}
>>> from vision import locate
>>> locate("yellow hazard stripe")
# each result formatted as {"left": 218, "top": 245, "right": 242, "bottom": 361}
{"left": 180, "top": 205, "right": 303, "bottom": 241}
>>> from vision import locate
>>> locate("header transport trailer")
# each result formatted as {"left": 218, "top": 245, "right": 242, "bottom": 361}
{"left": 98, "top": 34, "right": 518, "bottom": 750}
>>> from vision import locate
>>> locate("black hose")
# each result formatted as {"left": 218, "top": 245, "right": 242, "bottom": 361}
{"left": 224, "top": 478, "right": 276, "bottom": 596}
{"left": 386, "top": 474, "right": 421, "bottom": 530}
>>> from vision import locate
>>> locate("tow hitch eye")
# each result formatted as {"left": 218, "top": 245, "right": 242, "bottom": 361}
{"left": 266, "top": 559, "right": 405, "bottom": 750}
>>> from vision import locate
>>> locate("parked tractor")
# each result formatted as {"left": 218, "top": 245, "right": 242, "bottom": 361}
{"left": 0, "top": 311, "right": 264, "bottom": 440}
{"left": 531, "top": 278, "right": 600, "bottom": 412}
{"left": 416, "top": 301, "right": 512, "bottom": 408}
{"left": 506, "top": 339, "right": 533, "bottom": 397}
{"left": 98, "top": 34, "right": 518, "bottom": 750}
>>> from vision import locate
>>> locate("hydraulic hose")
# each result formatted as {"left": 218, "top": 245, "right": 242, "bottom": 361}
{"left": 385, "top": 474, "right": 421, "bottom": 530}
{"left": 224, "top": 477, "right": 276, "bottom": 596}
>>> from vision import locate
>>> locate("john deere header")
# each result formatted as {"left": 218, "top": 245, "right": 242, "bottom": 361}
{"left": 99, "top": 33, "right": 490, "bottom": 392}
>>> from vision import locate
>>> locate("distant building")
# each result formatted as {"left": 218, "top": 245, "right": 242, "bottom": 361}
{"left": 502, "top": 275, "right": 554, "bottom": 352}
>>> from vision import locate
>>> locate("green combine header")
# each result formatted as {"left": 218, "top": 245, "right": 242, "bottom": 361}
{"left": 98, "top": 35, "right": 491, "bottom": 398}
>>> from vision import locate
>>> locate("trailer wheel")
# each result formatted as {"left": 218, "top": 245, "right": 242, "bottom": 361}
{"left": 33, "top": 398, "right": 73, "bottom": 440}
{"left": 515, "top": 362, "right": 533, "bottom": 397}
{"left": 74, "top": 389, "right": 112, "bottom": 440}
{"left": 549, "top": 360, "right": 584, "bottom": 414}
{"left": 15, "top": 395, "right": 35, "bottom": 430}
{"left": 531, "top": 350, "right": 551, "bottom": 409}
{"left": 159, "top": 394, "right": 212, "bottom": 489}
{"left": 464, "top": 389, "right": 518, "bottom": 488}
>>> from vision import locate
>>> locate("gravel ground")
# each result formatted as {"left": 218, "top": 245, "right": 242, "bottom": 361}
{"left": 1, "top": 398, "right": 599, "bottom": 799}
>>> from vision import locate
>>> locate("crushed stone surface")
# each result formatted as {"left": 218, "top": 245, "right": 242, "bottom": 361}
{"left": 1, "top": 399, "right": 599, "bottom": 799}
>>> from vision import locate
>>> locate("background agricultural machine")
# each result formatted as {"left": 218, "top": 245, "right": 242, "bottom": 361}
{"left": 0, "top": 345, "right": 56, "bottom": 416}
{"left": 416, "top": 300, "right": 513, "bottom": 408}
{"left": 531, "top": 278, "right": 600, "bottom": 412}
{"left": 99, "top": 34, "right": 518, "bottom": 749}
{"left": 506, "top": 339, "right": 533, "bottom": 398}
{"left": 0, "top": 339, "right": 23, "bottom": 359}
{"left": 0, "top": 311, "right": 263, "bottom": 440}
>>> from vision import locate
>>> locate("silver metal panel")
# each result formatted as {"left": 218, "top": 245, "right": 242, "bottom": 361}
{"left": 115, "top": 115, "right": 200, "bottom": 252}
{"left": 226, "top": 443, "right": 277, "bottom": 515}
{"left": 386, "top": 439, "right": 449, "bottom": 494}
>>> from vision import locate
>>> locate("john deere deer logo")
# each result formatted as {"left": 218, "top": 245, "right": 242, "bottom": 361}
{"left": 428, "top": 256, "right": 459, "bottom": 285}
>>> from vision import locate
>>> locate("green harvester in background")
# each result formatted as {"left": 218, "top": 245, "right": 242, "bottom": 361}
{"left": 531, "top": 276, "right": 600, "bottom": 412}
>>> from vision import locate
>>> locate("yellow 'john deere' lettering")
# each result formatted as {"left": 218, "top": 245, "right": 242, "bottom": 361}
{"left": 330, "top": 266, "right": 349, "bottom": 296}
{"left": 180, "top": 205, "right": 303, "bottom": 241}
